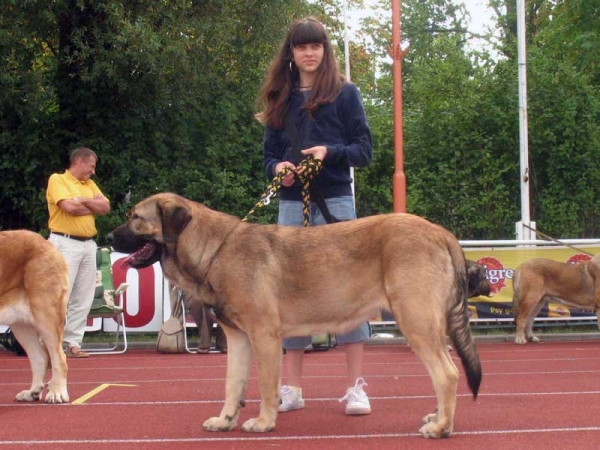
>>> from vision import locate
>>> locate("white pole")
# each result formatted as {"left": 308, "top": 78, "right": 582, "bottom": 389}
{"left": 343, "top": 0, "right": 356, "bottom": 200}
{"left": 344, "top": 0, "right": 351, "bottom": 82}
{"left": 516, "top": 0, "right": 532, "bottom": 240}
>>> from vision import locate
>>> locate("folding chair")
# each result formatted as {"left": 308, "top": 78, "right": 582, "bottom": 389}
{"left": 83, "top": 247, "right": 128, "bottom": 354}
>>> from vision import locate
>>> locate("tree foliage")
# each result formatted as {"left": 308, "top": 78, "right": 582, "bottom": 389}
{"left": 353, "top": 0, "right": 600, "bottom": 239}
{"left": 1, "top": 0, "right": 599, "bottom": 242}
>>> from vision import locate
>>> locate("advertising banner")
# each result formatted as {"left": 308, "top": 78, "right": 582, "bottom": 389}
{"left": 464, "top": 246, "right": 599, "bottom": 321}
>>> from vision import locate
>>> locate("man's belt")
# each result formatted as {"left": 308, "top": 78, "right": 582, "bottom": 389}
{"left": 51, "top": 232, "right": 95, "bottom": 242}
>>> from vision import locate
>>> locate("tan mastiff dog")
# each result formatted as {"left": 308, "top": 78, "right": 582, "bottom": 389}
{"left": 513, "top": 254, "right": 600, "bottom": 344}
{"left": 0, "top": 230, "right": 69, "bottom": 403}
{"left": 108, "top": 193, "right": 482, "bottom": 438}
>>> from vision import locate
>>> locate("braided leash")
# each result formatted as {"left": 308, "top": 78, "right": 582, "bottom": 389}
{"left": 243, "top": 156, "right": 323, "bottom": 227}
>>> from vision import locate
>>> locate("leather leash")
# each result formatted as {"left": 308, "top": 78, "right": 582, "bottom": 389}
{"left": 242, "top": 156, "right": 322, "bottom": 227}
{"left": 522, "top": 223, "right": 595, "bottom": 257}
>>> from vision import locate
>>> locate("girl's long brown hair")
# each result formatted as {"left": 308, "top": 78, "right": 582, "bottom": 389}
{"left": 255, "top": 17, "right": 344, "bottom": 129}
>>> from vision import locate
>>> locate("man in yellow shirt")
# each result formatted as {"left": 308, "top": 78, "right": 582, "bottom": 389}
{"left": 46, "top": 147, "right": 111, "bottom": 358}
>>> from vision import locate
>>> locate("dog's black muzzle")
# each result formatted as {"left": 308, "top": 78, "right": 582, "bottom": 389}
{"left": 107, "top": 225, "right": 147, "bottom": 254}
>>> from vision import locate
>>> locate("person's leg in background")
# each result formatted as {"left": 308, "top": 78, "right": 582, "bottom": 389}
{"left": 49, "top": 236, "right": 97, "bottom": 358}
{"left": 336, "top": 323, "right": 371, "bottom": 415}
{"left": 276, "top": 200, "right": 309, "bottom": 411}
{"left": 189, "top": 300, "right": 212, "bottom": 354}
{"left": 313, "top": 196, "right": 371, "bottom": 414}
{"left": 214, "top": 321, "right": 227, "bottom": 353}
{"left": 279, "top": 336, "right": 311, "bottom": 412}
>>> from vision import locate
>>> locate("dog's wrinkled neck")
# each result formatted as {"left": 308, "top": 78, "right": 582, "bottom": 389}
{"left": 194, "top": 221, "right": 240, "bottom": 286}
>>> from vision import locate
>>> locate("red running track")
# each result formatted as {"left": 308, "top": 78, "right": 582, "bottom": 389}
{"left": 1, "top": 341, "right": 600, "bottom": 449}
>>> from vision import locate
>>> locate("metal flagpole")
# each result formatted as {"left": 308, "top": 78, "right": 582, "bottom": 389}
{"left": 516, "top": 0, "right": 534, "bottom": 239}
{"left": 343, "top": 0, "right": 356, "bottom": 203}
{"left": 343, "top": 0, "right": 351, "bottom": 81}
{"left": 390, "top": 0, "right": 407, "bottom": 213}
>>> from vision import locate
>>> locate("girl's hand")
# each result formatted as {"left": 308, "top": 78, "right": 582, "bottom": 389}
{"left": 275, "top": 161, "right": 297, "bottom": 187}
{"left": 301, "top": 145, "right": 327, "bottom": 161}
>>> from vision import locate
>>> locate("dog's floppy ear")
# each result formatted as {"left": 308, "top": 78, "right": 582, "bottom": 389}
{"left": 466, "top": 260, "right": 480, "bottom": 288}
{"left": 157, "top": 198, "right": 192, "bottom": 243}
{"left": 466, "top": 260, "right": 491, "bottom": 298}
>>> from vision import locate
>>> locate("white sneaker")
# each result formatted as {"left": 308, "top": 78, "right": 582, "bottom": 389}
{"left": 339, "top": 378, "right": 371, "bottom": 415}
{"left": 278, "top": 385, "right": 305, "bottom": 412}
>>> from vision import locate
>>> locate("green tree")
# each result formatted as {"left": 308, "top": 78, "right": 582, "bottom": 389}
{"left": 2, "top": 0, "right": 600, "bottom": 242}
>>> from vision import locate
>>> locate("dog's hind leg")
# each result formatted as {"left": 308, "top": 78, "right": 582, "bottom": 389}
{"left": 412, "top": 334, "right": 459, "bottom": 438}
{"left": 514, "top": 272, "right": 545, "bottom": 344}
{"left": 11, "top": 323, "right": 48, "bottom": 402}
{"left": 515, "top": 293, "right": 544, "bottom": 344}
{"left": 392, "top": 299, "right": 458, "bottom": 438}
{"left": 203, "top": 326, "right": 253, "bottom": 432}
{"left": 36, "top": 324, "right": 69, "bottom": 403}
{"left": 524, "top": 298, "right": 545, "bottom": 343}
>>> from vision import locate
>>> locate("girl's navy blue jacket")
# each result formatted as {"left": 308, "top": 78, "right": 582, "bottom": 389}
{"left": 263, "top": 82, "right": 372, "bottom": 201}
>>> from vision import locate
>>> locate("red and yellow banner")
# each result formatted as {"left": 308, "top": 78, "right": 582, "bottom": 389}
{"left": 465, "top": 246, "right": 599, "bottom": 320}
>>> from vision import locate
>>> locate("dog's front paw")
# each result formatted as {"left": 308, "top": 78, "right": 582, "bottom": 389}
{"left": 419, "top": 420, "right": 452, "bottom": 439}
{"left": 15, "top": 389, "right": 42, "bottom": 402}
{"left": 242, "top": 417, "right": 275, "bottom": 433}
{"left": 45, "top": 388, "right": 69, "bottom": 404}
{"left": 514, "top": 335, "right": 528, "bottom": 345}
{"left": 203, "top": 416, "right": 236, "bottom": 432}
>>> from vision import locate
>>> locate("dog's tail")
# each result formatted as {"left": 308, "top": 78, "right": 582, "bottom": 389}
{"left": 446, "top": 237, "right": 482, "bottom": 399}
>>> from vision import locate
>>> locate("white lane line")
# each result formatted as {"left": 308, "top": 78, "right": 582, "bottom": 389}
{"left": 1, "top": 426, "right": 600, "bottom": 445}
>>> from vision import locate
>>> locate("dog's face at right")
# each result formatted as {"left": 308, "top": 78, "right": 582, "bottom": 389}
{"left": 107, "top": 223, "right": 159, "bottom": 268}
{"left": 107, "top": 193, "right": 191, "bottom": 269}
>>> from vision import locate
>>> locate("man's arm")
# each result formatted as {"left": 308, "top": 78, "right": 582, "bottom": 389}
{"left": 58, "top": 195, "right": 110, "bottom": 216}
{"left": 81, "top": 194, "right": 111, "bottom": 215}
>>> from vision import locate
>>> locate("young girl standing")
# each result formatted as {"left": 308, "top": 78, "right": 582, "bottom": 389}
{"left": 255, "top": 17, "right": 373, "bottom": 415}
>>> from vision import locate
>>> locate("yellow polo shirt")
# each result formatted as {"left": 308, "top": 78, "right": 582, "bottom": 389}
{"left": 46, "top": 170, "right": 106, "bottom": 238}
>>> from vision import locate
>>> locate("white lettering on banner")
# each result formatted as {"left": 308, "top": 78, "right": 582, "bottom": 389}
{"left": 487, "top": 268, "right": 514, "bottom": 285}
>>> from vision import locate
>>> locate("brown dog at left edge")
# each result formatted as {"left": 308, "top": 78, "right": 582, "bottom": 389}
{"left": 0, "top": 230, "right": 69, "bottom": 403}
{"left": 108, "top": 193, "right": 482, "bottom": 438}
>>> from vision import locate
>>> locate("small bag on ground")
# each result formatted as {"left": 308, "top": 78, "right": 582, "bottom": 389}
{"left": 156, "top": 287, "right": 185, "bottom": 353}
